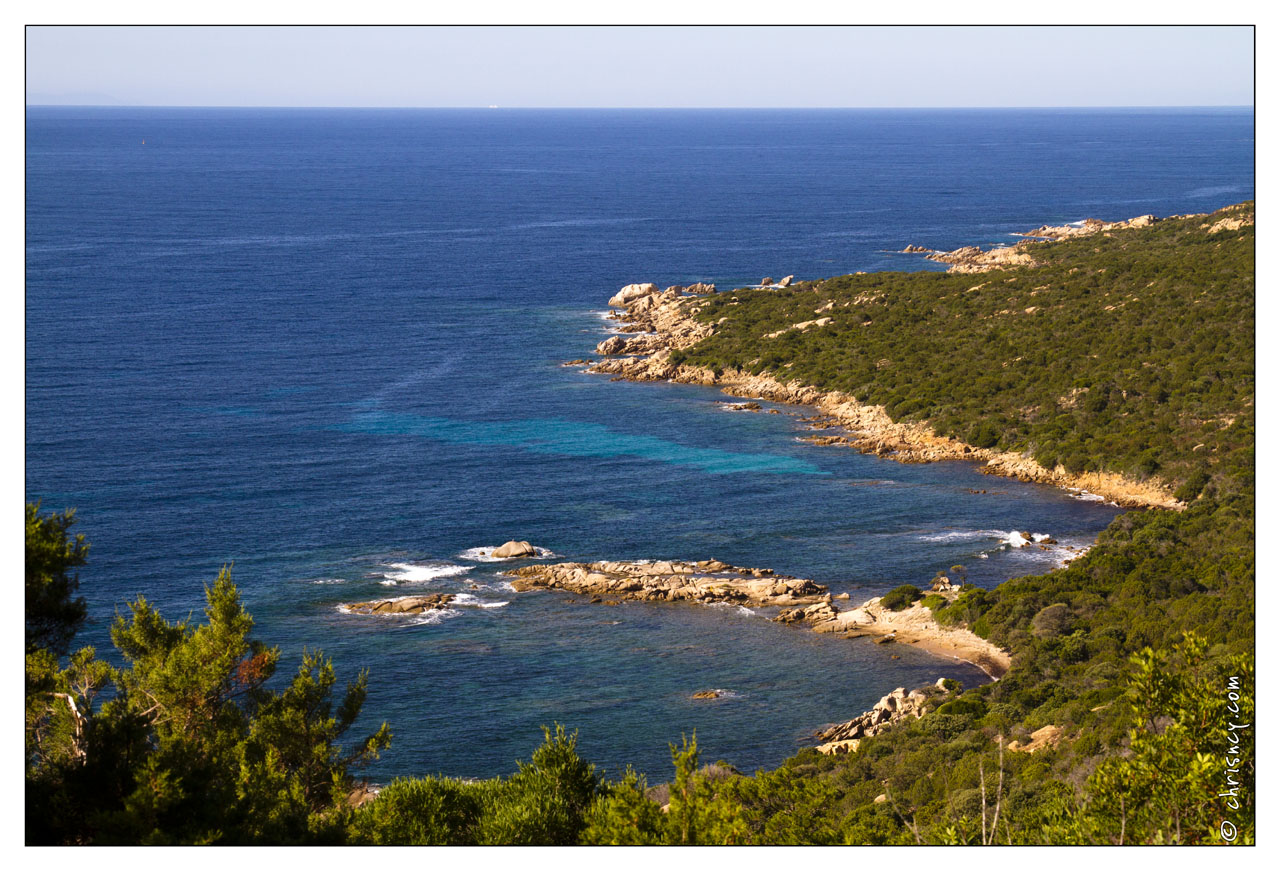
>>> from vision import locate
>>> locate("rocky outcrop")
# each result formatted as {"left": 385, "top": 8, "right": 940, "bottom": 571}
{"left": 342, "top": 594, "right": 454, "bottom": 615}
{"left": 1019, "top": 213, "right": 1159, "bottom": 240}
{"left": 814, "top": 684, "right": 945, "bottom": 754}
{"left": 901, "top": 244, "right": 933, "bottom": 253}
{"left": 492, "top": 540, "right": 539, "bottom": 558}
{"left": 763, "top": 317, "right": 832, "bottom": 339}
{"left": 589, "top": 250, "right": 1185, "bottom": 511}
{"left": 926, "top": 242, "right": 1038, "bottom": 273}
{"left": 692, "top": 690, "right": 728, "bottom": 700}
{"left": 779, "top": 594, "right": 1011, "bottom": 679}
{"left": 760, "top": 277, "right": 774, "bottom": 286}
{"left": 1008, "top": 724, "right": 1063, "bottom": 753}
{"left": 778, "top": 275, "right": 794, "bottom": 287}
{"left": 506, "top": 559, "right": 829, "bottom": 607}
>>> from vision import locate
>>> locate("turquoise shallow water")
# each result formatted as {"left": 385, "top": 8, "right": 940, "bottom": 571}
{"left": 25, "top": 107, "right": 1252, "bottom": 779}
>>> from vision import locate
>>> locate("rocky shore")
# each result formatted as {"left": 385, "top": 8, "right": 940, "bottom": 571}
{"left": 584, "top": 236, "right": 1184, "bottom": 510}
{"left": 814, "top": 682, "right": 948, "bottom": 755}
{"left": 777, "top": 594, "right": 1011, "bottom": 680}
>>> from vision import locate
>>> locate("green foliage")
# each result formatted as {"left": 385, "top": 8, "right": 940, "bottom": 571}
{"left": 582, "top": 734, "right": 749, "bottom": 844}
{"left": 26, "top": 503, "right": 89, "bottom": 655}
{"left": 1031, "top": 603, "right": 1074, "bottom": 638}
{"left": 921, "top": 594, "right": 947, "bottom": 611}
{"left": 25, "top": 555, "right": 391, "bottom": 845}
{"left": 1041, "top": 634, "right": 1254, "bottom": 844}
{"left": 880, "top": 584, "right": 922, "bottom": 611}
{"left": 350, "top": 777, "right": 488, "bottom": 845}
{"left": 475, "top": 724, "right": 602, "bottom": 845}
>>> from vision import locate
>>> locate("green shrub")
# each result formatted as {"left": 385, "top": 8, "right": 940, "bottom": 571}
{"left": 1031, "top": 603, "right": 1073, "bottom": 639}
{"left": 350, "top": 777, "right": 486, "bottom": 845}
{"left": 1174, "top": 468, "right": 1211, "bottom": 502}
{"left": 880, "top": 585, "right": 922, "bottom": 612}
{"left": 476, "top": 725, "right": 602, "bottom": 845}
{"left": 967, "top": 421, "right": 1000, "bottom": 449}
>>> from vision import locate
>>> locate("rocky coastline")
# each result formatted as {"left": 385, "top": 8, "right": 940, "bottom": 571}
{"left": 581, "top": 221, "right": 1189, "bottom": 510}
{"left": 777, "top": 593, "right": 1011, "bottom": 680}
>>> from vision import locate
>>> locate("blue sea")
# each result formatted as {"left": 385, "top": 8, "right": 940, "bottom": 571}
{"left": 25, "top": 107, "right": 1254, "bottom": 781}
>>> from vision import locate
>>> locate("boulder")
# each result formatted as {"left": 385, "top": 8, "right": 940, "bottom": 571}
{"left": 778, "top": 275, "right": 794, "bottom": 287}
{"left": 608, "top": 282, "right": 659, "bottom": 307}
{"left": 596, "top": 335, "right": 628, "bottom": 356}
{"left": 492, "top": 540, "right": 538, "bottom": 558}
{"left": 760, "top": 276, "right": 774, "bottom": 286}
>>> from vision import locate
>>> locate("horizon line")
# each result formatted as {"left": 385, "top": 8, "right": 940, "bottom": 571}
{"left": 25, "top": 103, "right": 1256, "bottom": 110}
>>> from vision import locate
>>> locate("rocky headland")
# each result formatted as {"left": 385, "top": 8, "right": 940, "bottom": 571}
{"left": 583, "top": 216, "right": 1193, "bottom": 511}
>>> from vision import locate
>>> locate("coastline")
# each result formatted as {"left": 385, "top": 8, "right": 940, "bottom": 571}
{"left": 592, "top": 359, "right": 1181, "bottom": 510}
{"left": 584, "top": 215, "right": 1198, "bottom": 512}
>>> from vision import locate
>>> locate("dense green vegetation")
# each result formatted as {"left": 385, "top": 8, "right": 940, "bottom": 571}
{"left": 27, "top": 205, "right": 1253, "bottom": 844}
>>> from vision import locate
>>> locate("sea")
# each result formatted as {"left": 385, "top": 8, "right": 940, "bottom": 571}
{"left": 25, "top": 107, "right": 1254, "bottom": 781}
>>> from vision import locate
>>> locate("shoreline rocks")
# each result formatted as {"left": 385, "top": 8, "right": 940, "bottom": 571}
{"left": 505, "top": 559, "right": 830, "bottom": 607}
{"left": 815, "top": 683, "right": 946, "bottom": 754}
{"left": 778, "top": 593, "right": 1011, "bottom": 680}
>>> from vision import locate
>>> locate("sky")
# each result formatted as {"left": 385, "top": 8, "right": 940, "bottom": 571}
{"left": 25, "top": 25, "right": 1255, "bottom": 108}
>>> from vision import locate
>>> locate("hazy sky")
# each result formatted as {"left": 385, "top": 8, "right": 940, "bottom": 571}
{"left": 26, "top": 25, "right": 1254, "bottom": 108}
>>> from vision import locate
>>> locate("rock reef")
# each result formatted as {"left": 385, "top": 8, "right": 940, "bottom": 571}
{"left": 341, "top": 594, "right": 455, "bottom": 616}
{"left": 505, "top": 559, "right": 829, "bottom": 607}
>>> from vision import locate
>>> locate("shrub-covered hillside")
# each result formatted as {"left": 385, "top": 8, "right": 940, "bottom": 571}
{"left": 674, "top": 203, "right": 1254, "bottom": 491}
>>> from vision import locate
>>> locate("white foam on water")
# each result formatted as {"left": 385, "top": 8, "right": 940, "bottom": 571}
{"left": 1003, "top": 531, "right": 1032, "bottom": 548}
{"left": 708, "top": 601, "right": 759, "bottom": 618}
{"left": 458, "top": 546, "right": 558, "bottom": 563}
{"left": 380, "top": 562, "right": 473, "bottom": 584}
{"left": 405, "top": 609, "right": 462, "bottom": 627}
{"left": 310, "top": 578, "right": 346, "bottom": 585}
{"left": 451, "top": 593, "right": 510, "bottom": 609}
{"left": 916, "top": 529, "right": 1007, "bottom": 543}
{"left": 1068, "top": 488, "right": 1106, "bottom": 502}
